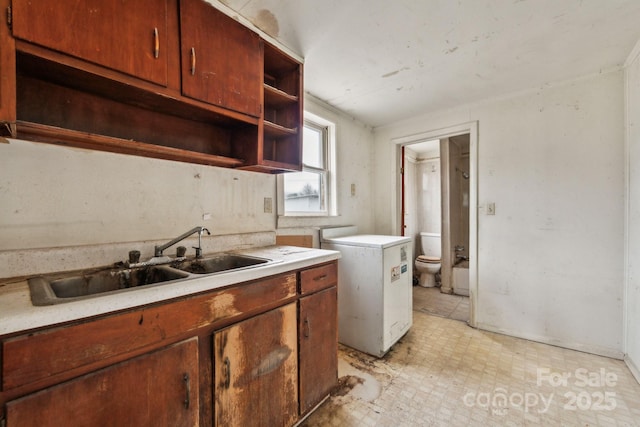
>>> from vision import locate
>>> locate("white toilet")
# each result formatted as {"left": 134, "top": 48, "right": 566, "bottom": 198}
{"left": 415, "top": 232, "right": 441, "bottom": 287}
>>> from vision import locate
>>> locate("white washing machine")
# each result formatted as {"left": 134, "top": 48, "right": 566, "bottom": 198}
{"left": 320, "top": 226, "right": 413, "bottom": 357}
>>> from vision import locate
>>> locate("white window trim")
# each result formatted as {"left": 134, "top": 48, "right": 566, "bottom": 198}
{"left": 277, "top": 111, "right": 337, "bottom": 217}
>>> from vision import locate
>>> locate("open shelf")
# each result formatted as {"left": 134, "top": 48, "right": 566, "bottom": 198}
{"left": 264, "top": 83, "right": 298, "bottom": 107}
{"left": 17, "top": 121, "right": 245, "bottom": 168}
{"left": 14, "top": 50, "right": 258, "bottom": 168}
{"left": 264, "top": 120, "right": 298, "bottom": 137}
{"left": 258, "top": 42, "right": 302, "bottom": 172}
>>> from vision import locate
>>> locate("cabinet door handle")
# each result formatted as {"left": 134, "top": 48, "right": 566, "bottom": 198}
{"left": 190, "top": 47, "right": 196, "bottom": 76}
{"left": 313, "top": 274, "right": 327, "bottom": 282}
{"left": 183, "top": 373, "right": 190, "bottom": 409}
{"left": 153, "top": 27, "right": 159, "bottom": 59}
{"left": 223, "top": 357, "right": 231, "bottom": 389}
{"left": 303, "top": 317, "right": 310, "bottom": 338}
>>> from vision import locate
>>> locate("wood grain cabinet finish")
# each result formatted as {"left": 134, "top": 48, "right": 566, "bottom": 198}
{"left": 214, "top": 303, "right": 298, "bottom": 427}
{"left": 299, "top": 286, "right": 338, "bottom": 415}
{"left": 300, "top": 262, "right": 338, "bottom": 295}
{"left": 12, "top": 0, "right": 171, "bottom": 87}
{"left": 0, "top": 262, "right": 338, "bottom": 426}
{"left": 180, "top": 0, "right": 261, "bottom": 118}
{"left": 0, "top": 0, "right": 302, "bottom": 172}
{"left": 5, "top": 338, "right": 199, "bottom": 427}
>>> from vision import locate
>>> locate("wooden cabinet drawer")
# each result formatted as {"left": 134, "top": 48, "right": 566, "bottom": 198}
{"left": 2, "top": 272, "right": 296, "bottom": 391}
{"left": 299, "top": 262, "right": 337, "bottom": 295}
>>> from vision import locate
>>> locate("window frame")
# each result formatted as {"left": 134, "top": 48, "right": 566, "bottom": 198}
{"left": 278, "top": 112, "right": 336, "bottom": 217}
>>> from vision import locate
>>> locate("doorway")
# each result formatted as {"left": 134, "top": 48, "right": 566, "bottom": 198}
{"left": 393, "top": 122, "right": 478, "bottom": 327}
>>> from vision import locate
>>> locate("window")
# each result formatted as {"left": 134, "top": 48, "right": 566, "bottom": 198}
{"left": 281, "top": 112, "right": 335, "bottom": 216}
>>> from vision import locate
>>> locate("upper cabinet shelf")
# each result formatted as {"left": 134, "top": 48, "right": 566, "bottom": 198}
{"left": 263, "top": 120, "right": 298, "bottom": 137}
{"left": 0, "top": 0, "right": 303, "bottom": 173}
{"left": 243, "top": 42, "right": 303, "bottom": 173}
{"left": 264, "top": 83, "right": 298, "bottom": 108}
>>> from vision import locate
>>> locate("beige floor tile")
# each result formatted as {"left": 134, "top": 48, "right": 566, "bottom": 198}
{"left": 300, "top": 287, "right": 640, "bottom": 426}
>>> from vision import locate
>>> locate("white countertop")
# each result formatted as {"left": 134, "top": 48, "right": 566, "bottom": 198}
{"left": 0, "top": 246, "right": 340, "bottom": 336}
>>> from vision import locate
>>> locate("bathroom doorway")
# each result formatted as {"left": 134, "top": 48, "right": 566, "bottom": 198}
{"left": 393, "top": 122, "right": 478, "bottom": 327}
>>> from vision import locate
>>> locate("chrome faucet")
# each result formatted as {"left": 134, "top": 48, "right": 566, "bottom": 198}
{"left": 154, "top": 226, "right": 211, "bottom": 258}
{"left": 454, "top": 245, "right": 467, "bottom": 261}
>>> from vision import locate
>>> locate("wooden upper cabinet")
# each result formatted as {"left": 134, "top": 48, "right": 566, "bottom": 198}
{"left": 179, "top": 0, "right": 261, "bottom": 118}
{"left": 11, "top": 0, "right": 170, "bottom": 87}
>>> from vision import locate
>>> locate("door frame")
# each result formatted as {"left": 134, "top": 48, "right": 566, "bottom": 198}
{"left": 392, "top": 121, "right": 478, "bottom": 327}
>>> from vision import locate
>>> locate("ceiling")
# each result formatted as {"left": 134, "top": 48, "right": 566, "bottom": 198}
{"left": 219, "top": 0, "right": 640, "bottom": 128}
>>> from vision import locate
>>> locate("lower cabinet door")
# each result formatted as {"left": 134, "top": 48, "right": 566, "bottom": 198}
{"left": 214, "top": 303, "right": 298, "bottom": 427}
{"left": 5, "top": 338, "right": 199, "bottom": 427}
{"left": 299, "top": 287, "right": 338, "bottom": 414}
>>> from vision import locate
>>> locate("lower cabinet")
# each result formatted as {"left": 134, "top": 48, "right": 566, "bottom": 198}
{"left": 214, "top": 303, "right": 298, "bottom": 427}
{"left": 1, "top": 261, "right": 338, "bottom": 427}
{"left": 299, "top": 286, "right": 338, "bottom": 414}
{"left": 5, "top": 338, "right": 199, "bottom": 427}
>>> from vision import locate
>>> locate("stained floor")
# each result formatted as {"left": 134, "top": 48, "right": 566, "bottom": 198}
{"left": 413, "top": 286, "right": 469, "bottom": 323}
{"left": 301, "top": 287, "right": 640, "bottom": 426}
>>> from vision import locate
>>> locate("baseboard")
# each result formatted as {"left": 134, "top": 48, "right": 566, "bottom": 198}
{"left": 476, "top": 322, "right": 624, "bottom": 360}
{"left": 624, "top": 354, "right": 640, "bottom": 385}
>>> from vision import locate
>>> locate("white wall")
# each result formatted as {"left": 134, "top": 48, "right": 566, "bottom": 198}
{"left": 0, "top": 139, "right": 276, "bottom": 254}
{"left": 403, "top": 149, "right": 419, "bottom": 256}
{"left": 374, "top": 71, "right": 625, "bottom": 358}
{"left": 0, "top": 138, "right": 279, "bottom": 279}
{"left": 625, "top": 41, "right": 640, "bottom": 380}
{"left": 0, "top": 95, "right": 375, "bottom": 276}
{"left": 416, "top": 158, "right": 442, "bottom": 237}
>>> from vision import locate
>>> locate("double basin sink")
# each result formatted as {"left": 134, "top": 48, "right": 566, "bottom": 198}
{"left": 28, "top": 253, "right": 274, "bottom": 306}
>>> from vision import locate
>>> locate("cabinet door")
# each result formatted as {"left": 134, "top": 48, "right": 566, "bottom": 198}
{"left": 180, "top": 0, "right": 261, "bottom": 117}
{"left": 214, "top": 303, "right": 298, "bottom": 426}
{"left": 299, "top": 287, "right": 338, "bottom": 414}
{"left": 5, "top": 338, "right": 199, "bottom": 427}
{"left": 11, "top": 0, "right": 169, "bottom": 86}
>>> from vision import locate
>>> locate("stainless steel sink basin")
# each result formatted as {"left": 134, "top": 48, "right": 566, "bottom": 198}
{"left": 171, "top": 254, "right": 270, "bottom": 275}
{"left": 28, "top": 265, "right": 189, "bottom": 306}
{"left": 27, "top": 252, "right": 277, "bottom": 306}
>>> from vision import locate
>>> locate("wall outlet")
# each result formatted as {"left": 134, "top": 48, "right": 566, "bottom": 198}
{"left": 487, "top": 202, "right": 496, "bottom": 215}
{"left": 264, "top": 197, "right": 273, "bottom": 213}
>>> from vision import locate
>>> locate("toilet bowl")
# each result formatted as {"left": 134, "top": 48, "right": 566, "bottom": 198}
{"left": 415, "top": 232, "right": 441, "bottom": 287}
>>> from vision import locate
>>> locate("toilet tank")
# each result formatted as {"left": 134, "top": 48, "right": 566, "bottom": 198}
{"left": 420, "top": 232, "right": 441, "bottom": 257}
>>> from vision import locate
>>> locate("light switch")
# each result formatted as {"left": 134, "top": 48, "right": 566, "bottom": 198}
{"left": 487, "top": 203, "right": 495, "bottom": 215}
